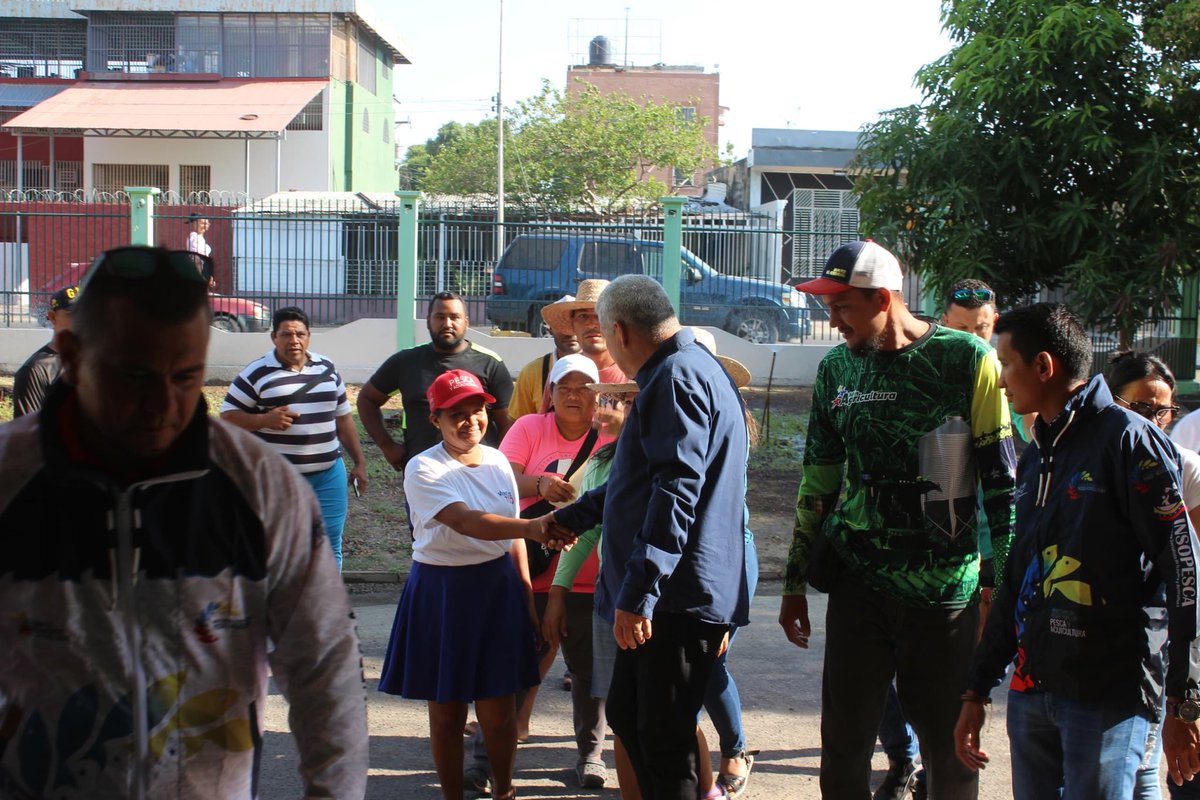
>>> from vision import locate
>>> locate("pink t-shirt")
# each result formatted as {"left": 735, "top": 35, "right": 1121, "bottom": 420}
{"left": 499, "top": 411, "right": 613, "bottom": 592}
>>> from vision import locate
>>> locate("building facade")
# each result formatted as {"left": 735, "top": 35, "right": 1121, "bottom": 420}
{"left": 566, "top": 57, "right": 721, "bottom": 196}
{"left": 0, "top": 0, "right": 408, "bottom": 196}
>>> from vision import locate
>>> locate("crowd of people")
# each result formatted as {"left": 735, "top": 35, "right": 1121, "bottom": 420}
{"left": 2, "top": 240, "right": 1200, "bottom": 800}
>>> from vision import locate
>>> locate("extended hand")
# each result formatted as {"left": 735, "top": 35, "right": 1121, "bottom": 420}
{"left": 613, "top": 609, "right": 652, "bottom": 650}
{"left": 778, "top": 594, "right": 812, "bottom": 648}
{"left": 953, "top": 701, "right": 990, "bottom": 771}
{"left": 528, "top": 513, "right": 577, "bottom": 551}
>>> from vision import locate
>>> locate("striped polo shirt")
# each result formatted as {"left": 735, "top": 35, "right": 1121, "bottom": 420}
{"left": 220, "top": 349, "right": 351, "bottom": 474}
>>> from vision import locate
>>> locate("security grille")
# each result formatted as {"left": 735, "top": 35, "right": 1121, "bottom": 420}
{"left": 790, "top": 188, "right": 859, "bottom": 278}
{"left": 0, "top": 19, "right": 86, "bottom": 78}
{"left": 179, "top": 165, "right": 211, "bottom": 196}
{"left": 93, "top": 164, "right": 169, "bottom": 194}
{"left": 286, "top": 95, "right": 323, "bottom": 131}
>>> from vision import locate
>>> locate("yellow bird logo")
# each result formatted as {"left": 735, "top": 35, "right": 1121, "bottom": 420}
{"left": 1041, "top": 545, "right": 1093, "bottom": 606}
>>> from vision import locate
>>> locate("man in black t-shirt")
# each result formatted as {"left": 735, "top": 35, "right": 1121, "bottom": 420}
{"left": 357, "top": 292, "right": 514, "bottom": 470}
{"left": 13, "top": 285, "right": 77, "bottom": 417}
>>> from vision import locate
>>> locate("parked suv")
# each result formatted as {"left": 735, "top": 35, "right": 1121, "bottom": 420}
{"left": 485, "top": 234, "right": 810, "bottom": 343}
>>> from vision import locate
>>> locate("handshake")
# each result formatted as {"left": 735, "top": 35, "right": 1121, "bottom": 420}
{"left": 526, "top": 511, "right": 578, "bottom": 551}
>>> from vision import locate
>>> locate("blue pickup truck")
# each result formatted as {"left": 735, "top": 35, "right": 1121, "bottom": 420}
{"left": 484, "top": 233, "right": 810, "bottom": 343}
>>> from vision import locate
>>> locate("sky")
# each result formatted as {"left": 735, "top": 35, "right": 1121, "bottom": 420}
{"left": 375, "top": 0, "right": 955, "bottom": 159}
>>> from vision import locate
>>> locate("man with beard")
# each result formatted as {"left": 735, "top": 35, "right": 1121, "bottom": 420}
{"left": 358, "top": 291, "right": 514, "bottom": 471}
{"left": 777, "top": 240, "right": 1016, "bottom": 800}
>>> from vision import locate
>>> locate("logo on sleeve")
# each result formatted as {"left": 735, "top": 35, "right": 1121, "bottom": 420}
{"left": 1155, "top": 487, "right": 1186, "bottom": 522}
{"left": 1131, "top": 458, "right": 1167, "bottom": 495}
{"left": 194, "top": 602, "right": 250, "bottom": 644}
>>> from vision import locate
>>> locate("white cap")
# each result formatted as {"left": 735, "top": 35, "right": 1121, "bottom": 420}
{"left": 547, "top": 352, "right": 600, "bottom": 385}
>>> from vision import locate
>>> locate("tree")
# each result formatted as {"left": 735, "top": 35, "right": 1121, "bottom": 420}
{"left": 398, "top": 122, "right": 472, "bottom": 190}
{"left": 852, "top": 0, "right": 1200, "bottom": 344}
{"left": 416, "top": 81, "right": 714, "bottom": 213}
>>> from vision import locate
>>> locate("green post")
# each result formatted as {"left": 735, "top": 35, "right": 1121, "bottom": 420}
{"left": 126, "top": 186, "right": 160, "bottom": 246}
{"left": 1178, "top": 276, "right": 1200, "bottom": 394}
{"left": 660, "top": 196, "right": 685, "bottom": 315}
{"left": 395, "top": 190, "right": 421, "bottom": 351}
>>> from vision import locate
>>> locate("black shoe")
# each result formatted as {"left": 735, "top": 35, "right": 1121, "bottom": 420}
{"left": 872, "top": 758, "right": 919, "bottom": 800}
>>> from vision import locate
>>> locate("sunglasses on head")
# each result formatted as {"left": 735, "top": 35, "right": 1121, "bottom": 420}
{"left": 81, "top": 247, "right": 213, "bottom": 292}
{"left": 952, "top": 288, "right": 995, "bottom": 303}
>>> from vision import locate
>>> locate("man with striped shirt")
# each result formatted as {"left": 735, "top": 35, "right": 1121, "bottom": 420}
{"left": 221, "top": 306, "right": 367, "bottom": 568}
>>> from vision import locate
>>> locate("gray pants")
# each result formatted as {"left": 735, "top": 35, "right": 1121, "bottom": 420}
{"left": 472, "top": 590, "right": 605, "bottom": 765}
{"left": 820, "top": 573, "right": 980, "bottom": 800}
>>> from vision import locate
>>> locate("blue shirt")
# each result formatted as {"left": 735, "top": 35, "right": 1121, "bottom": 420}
{"left": 555, "top": 328, "right": 750, "bottom": 625}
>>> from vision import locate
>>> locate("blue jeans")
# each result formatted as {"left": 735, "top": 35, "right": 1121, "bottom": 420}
{"left": 879, "top": 683, "right": 920, "bottom": 762}
{"left": 303, "top": 459, "right": 347, "bottom": 570}
{"left": 1007, "top": 689, "right": 1153, "bottom": 800}
{"left": 703, "top": 533, "right": 759, "bottom": 757}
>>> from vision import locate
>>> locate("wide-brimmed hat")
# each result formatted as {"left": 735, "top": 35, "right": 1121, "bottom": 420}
{"left": 587, "top": 380, "right": 639, "bottom": 395}
{"left": 690, "top": 327, "right": 752, "bottom": 388}
{"left": 541, "top": 279, "right": 610, "bottom": 337}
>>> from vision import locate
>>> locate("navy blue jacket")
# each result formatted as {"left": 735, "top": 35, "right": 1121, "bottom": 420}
{"left": 554, "top": 328, "right": 750, "bottom": 626}
{"left": 968, "top": 376, "right": 1200, "bottom": 715}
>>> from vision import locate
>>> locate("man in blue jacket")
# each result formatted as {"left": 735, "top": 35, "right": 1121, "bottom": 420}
{"left": 955, "top": 302, "right": 1200, "bottom": 797}
{"left": 552, "top": 274, "right": 749, "bottom": 799}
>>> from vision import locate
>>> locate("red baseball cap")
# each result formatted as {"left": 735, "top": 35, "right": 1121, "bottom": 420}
{"left": 426, "top": 369, "right": 496, "bottom": 412}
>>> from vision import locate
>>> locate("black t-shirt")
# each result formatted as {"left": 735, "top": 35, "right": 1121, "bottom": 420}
{"left": 366, "top": 341, "right": 514, "bottom": 458}
{"left": 12, "top": 344, "right": 59, "bottom": 418}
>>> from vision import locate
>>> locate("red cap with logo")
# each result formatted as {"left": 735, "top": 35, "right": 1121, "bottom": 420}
{"left": 426, "top": 369, "right": 496, "bottom": 412}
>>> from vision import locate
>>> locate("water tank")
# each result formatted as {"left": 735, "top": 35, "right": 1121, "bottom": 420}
{"left": 589, "top": 36, "right": 611, "bottom": 66}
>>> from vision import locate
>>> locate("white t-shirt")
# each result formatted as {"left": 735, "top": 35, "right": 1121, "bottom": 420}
{"left": 186, "top": 230, "right": 211, "bottom": 257}
{"left": 1177, "top": 444, "right": 1200, "bottom": 513}
{"left": 403, "top": 443, "right": 519, "bottom": 566}
{"left": 1173, "top": 411, "right": 1200, "bottom": 454}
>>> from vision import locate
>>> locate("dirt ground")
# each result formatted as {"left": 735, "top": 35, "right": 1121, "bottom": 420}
{"left": 201, "top": 383, "right": 815, "bottom": 579}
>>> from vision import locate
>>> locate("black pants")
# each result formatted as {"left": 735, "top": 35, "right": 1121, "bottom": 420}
{"left": 821, "top": 574, "right": 980, "bottom": 800}
{"left": 606, "top": 612, "right": 729, "bottom": 800}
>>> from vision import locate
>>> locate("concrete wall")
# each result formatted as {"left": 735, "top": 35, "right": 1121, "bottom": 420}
{"left": 84, "top": 130, "right": 330, "bottom": 196}
{"left": 1, "top": 321, "right": 834, "bottom": 386}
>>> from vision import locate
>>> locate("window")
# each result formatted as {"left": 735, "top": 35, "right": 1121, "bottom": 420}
{"left": 673, "top": 167, "right": 695, "bottom": 188}
{"left": 0, "top": 19, "right": 86, "bottom": 78}
{"left": 356, "top": 28, "right": 377, "bottom": 94}
{"left": 179, "top": 165, "right": 211, "bottom": 196}
{"left": 501, "top": 238, "right": 566, "bottom": 271}
{"left": 92, "top": 164, "right": 169, "bottom": 194}
{"left": 581, "top": 242, "right": 640, "bottom": 276}
{"left": 287, "top": 94, "right": 324, "bottom": 131}
{"left": 362, "top": 108, "right": 370, "bottom": 134}
{"left": 87, "top": 12, "right": 176, "bottom": 74}
{"left": 677, "top": 106, "right": 696, "bottom": 122}
{"left": 383, "top": 119, "right": 389, "bottom": 143}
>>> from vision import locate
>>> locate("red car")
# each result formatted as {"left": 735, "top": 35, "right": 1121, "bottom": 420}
{"left": 34, "top": 263, "right": 271, "bottom": 332}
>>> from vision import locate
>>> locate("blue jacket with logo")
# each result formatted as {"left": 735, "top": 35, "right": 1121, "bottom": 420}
{"left": 967, "top": 375, "right": 1200, "bottom": 716}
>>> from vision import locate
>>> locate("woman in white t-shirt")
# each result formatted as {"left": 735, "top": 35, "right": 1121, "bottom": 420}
{"left": 378, "top": 369, "right": 571, "bottom": 800}
{"left": 1106, "top": 352, "right": 1200, "bottom": 800}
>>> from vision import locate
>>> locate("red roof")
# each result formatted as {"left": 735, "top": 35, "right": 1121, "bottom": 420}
{"left": 2, "top": 79, "right": 327, "bottom": 139}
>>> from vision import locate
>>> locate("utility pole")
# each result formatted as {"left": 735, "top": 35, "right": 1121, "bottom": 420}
{"left": 495, "top": 0, "right": 505, "bottom": 263}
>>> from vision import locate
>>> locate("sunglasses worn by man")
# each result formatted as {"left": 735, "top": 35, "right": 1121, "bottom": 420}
{"left": 952, "top": 288, "right": 995, "bottom": 303}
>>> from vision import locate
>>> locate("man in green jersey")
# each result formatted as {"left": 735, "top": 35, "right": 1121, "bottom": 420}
{"left": 779, "top": 241, "right": 1016, "bottom": 799}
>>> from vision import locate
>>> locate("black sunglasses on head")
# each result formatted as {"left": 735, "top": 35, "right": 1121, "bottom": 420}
{"left": 81, "top": 247, "right": 213, "bottom": 291}
{"left": 952, "top": 288, "right": 995, "bottom": 303}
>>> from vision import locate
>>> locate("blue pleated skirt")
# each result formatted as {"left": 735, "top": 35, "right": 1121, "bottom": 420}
{"left": 378, "top": 555, "right": 541, "bottom": 703}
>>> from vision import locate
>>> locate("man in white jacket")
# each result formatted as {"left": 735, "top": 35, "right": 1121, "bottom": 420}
{"left": 0, "top": 246, "right": 367, "bottom": 799}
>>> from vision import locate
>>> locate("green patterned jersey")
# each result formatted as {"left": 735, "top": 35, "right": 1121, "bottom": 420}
{"left": 784, "top": 324, "right": 1017, "bottom": 608}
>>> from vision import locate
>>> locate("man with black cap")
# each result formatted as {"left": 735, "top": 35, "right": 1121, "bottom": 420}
{"left": 12, "top": 285, "right": 77, "bottom": 417}
{"left": 777, "top": 240, "right": 1016, "bottom": 799}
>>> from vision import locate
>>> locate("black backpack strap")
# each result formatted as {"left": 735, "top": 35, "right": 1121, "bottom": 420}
{"left": 562, "top": 427, "right": 599, "bottom": 480}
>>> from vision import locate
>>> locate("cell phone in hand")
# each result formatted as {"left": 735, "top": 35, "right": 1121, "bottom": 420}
{"left": 352, "top": 477, "right": 361, "bottom": 498}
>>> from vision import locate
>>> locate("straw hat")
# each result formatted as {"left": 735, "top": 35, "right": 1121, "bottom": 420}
{"left": 690, "top": 327, "right": 752, "bottom": 388}
{"left": 587, "top": 380, "right": 639, "bottom": 394}
{"left": 541, "top": 279, "right": 610, "bottom": 337}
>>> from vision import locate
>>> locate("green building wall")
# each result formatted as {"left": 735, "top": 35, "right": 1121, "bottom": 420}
{"left": 329, "top": 44, "right": 397, "bottom": 192}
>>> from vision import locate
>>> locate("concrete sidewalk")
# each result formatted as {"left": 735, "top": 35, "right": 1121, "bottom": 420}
{"left": 257, "top": 589, "right": 1032, "bottom": 799}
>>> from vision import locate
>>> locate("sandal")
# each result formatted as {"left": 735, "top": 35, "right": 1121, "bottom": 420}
{"left": 716, "top": 750, "right": 757, "bottom": 798}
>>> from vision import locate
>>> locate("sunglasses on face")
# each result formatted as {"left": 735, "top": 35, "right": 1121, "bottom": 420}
{"left": 1119, "top": 396, "right": 1181, "bottom": 424}
{"left": 952, "top": 288, "right": 995, "bottom": 303}
{"left": 81, "top": 247, "right": 213, "bottom": 291}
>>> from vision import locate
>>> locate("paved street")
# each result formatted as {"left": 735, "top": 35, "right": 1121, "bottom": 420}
{"left": 256, "top": 589, "right": 1035, "bottom": 799}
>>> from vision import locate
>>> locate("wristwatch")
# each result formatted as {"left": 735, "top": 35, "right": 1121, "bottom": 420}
{"left": 1167, "top": 697, "right": 1200, "bottom": 722}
